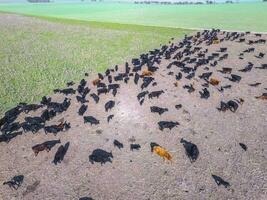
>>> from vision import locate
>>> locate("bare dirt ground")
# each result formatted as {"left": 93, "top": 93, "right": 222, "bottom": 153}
{"left": 0, "top": 30, "right": 267, "bottom": 200}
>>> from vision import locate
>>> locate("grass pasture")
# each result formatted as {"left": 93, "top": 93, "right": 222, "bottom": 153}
{"left": 0, "top": 13, "right": 191, "bottom": 114}
{"left": 0, "top": 2, "right": 267, "bottom": 32}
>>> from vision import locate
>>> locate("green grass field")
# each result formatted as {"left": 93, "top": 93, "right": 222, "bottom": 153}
{"left": 0, "top": 13, "right": 191, "bottom": 114}
{"left": 0, "top": 2, "right": 267, "bottom": 32}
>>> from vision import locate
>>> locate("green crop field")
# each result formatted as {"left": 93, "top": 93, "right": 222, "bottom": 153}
{"left": 0, "top": 2, "right": 267, "bottom": 32}
{"left": 0, "top": 13, "right": 191, "bottom": 114}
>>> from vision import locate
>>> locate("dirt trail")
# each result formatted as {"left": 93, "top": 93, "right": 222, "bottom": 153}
{"left": 0, "top": 30, "right": 267, "bottom": 200}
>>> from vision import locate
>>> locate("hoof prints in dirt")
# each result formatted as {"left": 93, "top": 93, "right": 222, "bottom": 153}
{"left": 1, "top": 29, "right": 267, "bottom": 198}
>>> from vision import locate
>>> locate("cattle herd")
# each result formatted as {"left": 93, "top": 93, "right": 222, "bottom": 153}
{"left": 0, "top": 29, "right": 266, "bottom": 199}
